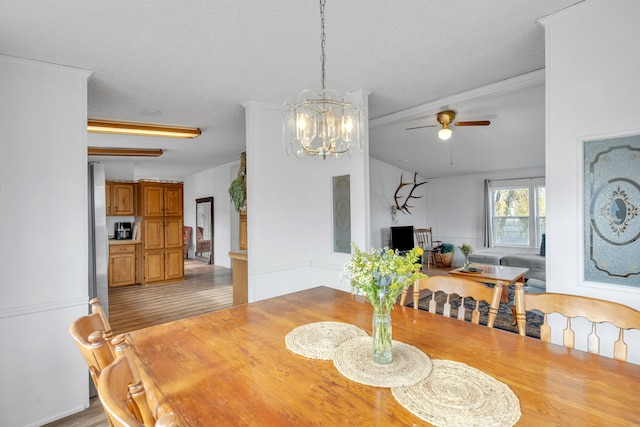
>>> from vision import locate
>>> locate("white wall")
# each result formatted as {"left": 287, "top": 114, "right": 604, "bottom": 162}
{"left": 369, "top": 158, "right": 428, "bottom": 248}
{"left": 244, "top": 93, "right": 369, "bottom": 300}
{"left": 542, "top": 0, "right": 640, "bottom": 307}
{"left": 183, "top": 162, "right": 236, "bottom": 268}
{"left": 0, "top": 56, "right": 92, "bottom": 426}
{"left": 540, "top": 0, "right": 640, "bottom": 363}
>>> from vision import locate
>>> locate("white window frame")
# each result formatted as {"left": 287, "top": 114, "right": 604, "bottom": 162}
{"left": 490, "top": 178, "right": 545, "bottom": 249}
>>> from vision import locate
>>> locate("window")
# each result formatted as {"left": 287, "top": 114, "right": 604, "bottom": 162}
{"left": 490, "top": 178, "right": 545, "bottom": 248}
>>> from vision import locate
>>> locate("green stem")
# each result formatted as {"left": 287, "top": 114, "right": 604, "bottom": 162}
{"left": 373, "top": 311, "right": 392, "bottom": 364}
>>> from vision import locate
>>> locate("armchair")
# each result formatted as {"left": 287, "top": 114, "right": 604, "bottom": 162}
{"left": 196, "top": 226, "right": 211, "bottom": 255}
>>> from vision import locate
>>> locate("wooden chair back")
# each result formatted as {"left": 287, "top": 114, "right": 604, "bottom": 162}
{"left": 415, "top": 276, "right": 503, "bottom": 327}
{"left": 69, "top": 297, "right": 115, "bottom": 387}
{"left": 99, "top": 335, "right": 159, "bottom": 427}
{"left": 98, "top": 355, "right": 152, "bottom": 427}
{"left": 517, "top": 293, "right": 640, "bottom": 361}
{"left": 414, "top": 228, "right": 431, "bottom": 249}
{"left": 414, "top": 228, "right": 441, "bottom": 268}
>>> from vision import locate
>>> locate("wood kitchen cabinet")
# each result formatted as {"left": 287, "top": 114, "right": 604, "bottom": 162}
{"left": 142, "top": 217, "right": 183, "bottom": 250}
{"left": 143, "top": 219, "right": 165, "bottom": 250}
{"left": 106, "top": 182, "right": 112, "bottom": 215}
{"left": 106, "top": 181, "right": 136, "bottom": 216}
{"left": 239, "top": 211, "right": 247, "bottom": 250}
{"left": 164, "top": 218, "right": 183, "bottom": 247}
{"left": 138, "top": 181, "right": 183, "bottom": 217}
{"left": 144, "top": 247, "right": 184, "bottom": 283}
{"left": 137, "top": 181, "right": 184, "bottom": 285}
{"left": 164, "top": 248, "right": 184, "bottom": 280}
{"left": 164, "top": 184, "right": 183, "bottom": 216}
{"left": 109, "top": 244, "right": 138, "bottom": 287}
{"left": 143, "top": 249, "right": 165, "bottom": 283}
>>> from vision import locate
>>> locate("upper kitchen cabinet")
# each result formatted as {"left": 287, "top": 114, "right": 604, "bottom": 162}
{"left": 164, "top": 184, "right": 183, "bottom": 216}
{"left": 106, "top": 181, "right": 136, "bottom": 216}
{"left": 138, "top": 181, "right": 183, "bottom": 217}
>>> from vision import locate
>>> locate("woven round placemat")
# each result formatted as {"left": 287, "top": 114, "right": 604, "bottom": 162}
{"left": 391, "top": 360, "right": 521, "bottom": 427}
{"left": 332, "top": 337, "right": 433, "bottom": 388}
{"left": 285, "top": 322, "right": 369, "bottom": 360}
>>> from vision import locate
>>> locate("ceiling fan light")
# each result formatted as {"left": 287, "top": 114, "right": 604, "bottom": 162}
{"left": 438, "top": 128, "right": 452, "bottom": 141}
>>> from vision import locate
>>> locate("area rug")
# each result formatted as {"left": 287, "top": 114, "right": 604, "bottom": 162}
{"left": 415, "top": 290, "right": 542, "bottom": 338}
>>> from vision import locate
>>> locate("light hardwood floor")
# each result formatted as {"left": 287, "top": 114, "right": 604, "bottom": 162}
{"left": 45, "top": 259, "right": 232, "bottom": 427}
{"left": 109, "top": 259, "right": 233, "bottom": 335}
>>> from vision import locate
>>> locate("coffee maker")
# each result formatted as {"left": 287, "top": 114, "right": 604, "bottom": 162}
{"left": 114, "top": 222, "right": 132, "bottom": 240}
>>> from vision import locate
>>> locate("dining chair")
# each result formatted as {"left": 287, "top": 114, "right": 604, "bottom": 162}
{"left": 414, "top": 228, "right": 441, "bottom": 269}
{"left": 69, "top": 297, "right": 116, "bottom": 387}
{"left": 515, "top": 293, "right": 640, "bottom": 361}
{"left": 404, "top": 276, "right": 503, "bottom": 327}
{"left": 100, "top": 335, "right": 177, "bottom": 427}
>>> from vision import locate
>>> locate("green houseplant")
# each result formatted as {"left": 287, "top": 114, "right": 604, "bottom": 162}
{"left": 228, "top": 152, "right": 246, "bottom": 212}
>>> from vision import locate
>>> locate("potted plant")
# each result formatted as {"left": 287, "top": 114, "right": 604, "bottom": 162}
{"left": 228, "top": 152, "right": 246, "bottom": 212}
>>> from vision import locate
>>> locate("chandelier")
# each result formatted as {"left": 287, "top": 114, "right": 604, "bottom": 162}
{"left": 283, "top": 0, "right": 364, "bottom": 160}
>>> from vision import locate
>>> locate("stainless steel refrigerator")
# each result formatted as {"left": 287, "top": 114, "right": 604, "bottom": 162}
{"left": 88, "top": 162, "right": 108, "bottom": 312}
{"left": 87, "top": 162, "right": 109, "bottom": 395}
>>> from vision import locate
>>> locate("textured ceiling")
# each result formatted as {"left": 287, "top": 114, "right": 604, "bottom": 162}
{"left": 0, "top": 0, "right": 583, "bottom": 179}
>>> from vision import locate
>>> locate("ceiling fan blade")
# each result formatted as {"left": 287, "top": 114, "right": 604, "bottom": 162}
{"left": 405, "top": 124, "right": 437, "bottom": 130}
{"left": 454, "top": 120, "right": 491, "bottom": 126}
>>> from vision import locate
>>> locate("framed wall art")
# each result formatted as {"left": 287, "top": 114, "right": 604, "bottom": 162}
{"left": 583, "top": 134, "right": 640, "bottom": 287}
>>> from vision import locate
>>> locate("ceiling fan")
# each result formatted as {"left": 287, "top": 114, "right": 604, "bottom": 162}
{"left": 406, "top": 110, "right": 490, "bottom": 141}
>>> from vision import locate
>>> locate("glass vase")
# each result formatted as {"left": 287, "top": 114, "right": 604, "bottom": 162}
{"left": 372, "top": 310, "right": 393, "bottom": 364}
{"left": 463, "top": 254, "right": 470, "bottom": 271}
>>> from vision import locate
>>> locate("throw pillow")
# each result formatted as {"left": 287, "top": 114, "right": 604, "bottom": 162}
{"left": 539, "top": 234, "right": 546, "bottom": 257}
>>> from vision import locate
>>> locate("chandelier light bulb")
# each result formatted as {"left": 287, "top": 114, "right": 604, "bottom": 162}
{"left": 296, "top": 113, "right": 306, "bottom": 131}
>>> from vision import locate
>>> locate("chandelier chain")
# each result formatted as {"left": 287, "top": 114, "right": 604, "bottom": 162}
{"left": 320, "top": 0, "right": 326, "bottom": 90}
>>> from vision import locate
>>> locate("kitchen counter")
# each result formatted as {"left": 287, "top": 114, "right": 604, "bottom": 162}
{"left": 108, "top": 239, "right": 141, "bottom": 245}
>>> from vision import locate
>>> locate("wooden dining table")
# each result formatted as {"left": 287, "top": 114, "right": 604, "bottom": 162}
{"left": 127, "top": 286, "right": 640, "bottom": 426}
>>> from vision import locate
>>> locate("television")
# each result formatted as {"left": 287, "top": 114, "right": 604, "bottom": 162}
{"left": 390, "top": 226, "right": 415, "bottom": 253}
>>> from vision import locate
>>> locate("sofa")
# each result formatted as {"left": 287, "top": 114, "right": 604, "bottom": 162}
{"left": 468, "top": 235, "right": 546, "bottom": 293}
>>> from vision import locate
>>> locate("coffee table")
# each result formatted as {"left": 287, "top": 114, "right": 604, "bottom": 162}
{"left": 448, "top": 263, "right": 528, "bottom": 333}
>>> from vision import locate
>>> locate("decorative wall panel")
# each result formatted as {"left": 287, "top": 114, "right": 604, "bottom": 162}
{"left": 333, "top": 175, "right": 351, "bottom": 253}
{"left": 584, "top": 135, "right": 640, "bottom": 287}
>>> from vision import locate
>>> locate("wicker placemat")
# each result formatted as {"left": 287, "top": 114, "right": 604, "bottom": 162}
{"left": 332, "top": 337, "right": 433, "bottom": 388}
{"left": 391, "top": 360, "right": 521, "bottom": 427}
{"left": 285, "top": 322, "right": 369, "bottom": 360}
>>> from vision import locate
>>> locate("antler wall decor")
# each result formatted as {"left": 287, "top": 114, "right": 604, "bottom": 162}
{"left": 394, "top": 172, "right": 427, "bottom": 214}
